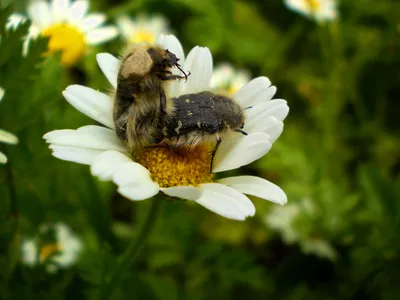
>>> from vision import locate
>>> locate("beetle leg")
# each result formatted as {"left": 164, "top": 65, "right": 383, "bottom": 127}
{"left": 210, "top": 136, "right": 222, "bottom": 173}
{"left": 160, "top": 89, "right": 167, "bottom": 114}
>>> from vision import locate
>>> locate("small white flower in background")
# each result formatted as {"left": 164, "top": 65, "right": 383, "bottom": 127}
{"left": 0, "top": 88, "right": 19, "bottom": 164}
{"left": 117, "top": 14, "right": 169, "bottom": 44}
{"left": 21, "top": 223, "right": 83, "bottom": 273}
{"left": 13, "top": 0, "right": 118, "bottom": 65}
{"left": 211, "top": 63, "right": 251, "bottom": 95}
{"left": 284, "top": 0, "right": 338, "bottom": 22}
{"left": 44, "top": 34, "right": 289, "bottom": 221}
{"left": 265, "top": 198, "right": 337, "bottom": 260}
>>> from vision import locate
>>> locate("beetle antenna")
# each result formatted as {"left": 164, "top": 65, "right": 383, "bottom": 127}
{"left": 235, "top": 129, "right": 248, "bottom": 136}
{"left": 176, "top": 64, "right": 190, "bottom": 82}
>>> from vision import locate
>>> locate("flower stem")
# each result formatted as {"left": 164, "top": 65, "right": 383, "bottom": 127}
{"left": 3, "top": 149, "right": 21, "bottom": 281}
{"left": 4, "top": 148, "right": 18, "bottom": 227}
{"left": 101, "top": 198, "right": 162, "bottom": 300}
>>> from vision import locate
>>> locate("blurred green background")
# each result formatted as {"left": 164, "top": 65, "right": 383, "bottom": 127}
{"left": 1, "top": 0, "right": 400, "bottom": 299}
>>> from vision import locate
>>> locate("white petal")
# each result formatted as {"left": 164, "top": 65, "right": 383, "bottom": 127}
{"left": 69, "top": 0, "right": 89, "bottom": 23}
{"left": 196, "top": 183, "right": 255, "bottom": 220}
{"left": 62, "top": 85, "right": 114, "bottom": 128}
{"left": 20, "top": 239, "right": 38, "bottom": 266}
{"left": 265, "top": 103, "right": 289, "bottom": 122}
{"left": 118, "top": 186, "right": 159, "bottom": 201}
{"left": 116, "top": 16, "right": 136, "bottom": 40}
{"left": 264, "top": 120, "right": 283, "bottom": 143}
{"left": 52, "top": 0, "right": 70, "bottom": 22}
{"left": 86, "top": 26, "right": 118, "bottom": 45}
{"left": 113, "top": 162, "right": 159, "bottom": 201}
{"left": 149, "top": 15, "right": 168, "bottom": 36}
{"left": 22, "top": 31, "right": 37, "bottom": 56}
{"left": 113, "top": 162, "right": 152, "bottom": 186}
{"left": 245, "top": 116, "right": 283, "bottom": 143}
{"left": 211, "top": 63, "right": 233, "bottom": 88}
{"left": 49, "top": 145, "right": 104, "bottom": 165}
{"left": 43, "top": 125, "right": 126, "bottom": 152}
{"left": 246, "top": 100, "right": 288, "bottom": 120}
{"left": 0, "top": 129, "right": 19, "bottom": 145}
{"left": 96, "top": 53, "right": 119, "bottom": 88}
{"left": 155, "top": 34, "right": 185, "bottom": 63}
{"left": 251, "top": 86, "right": 277, "bottom": 106}
{"left": 90, "top": 150, "right": 132, "bottom": 181}
{"left": 218, "top": 176, "right": 287, "bottom": 205}
{"left": 181, "top": 46, "right": 213, "bottom": 94}
{"left": 6, "top": 14, "right": 27, "bottom": 30}
{"left": 161, "top": 185, "right": 203, "bottom": 201}
{"left": 28, "top": 1, "right": 52, "bottom": 29}
{"left": 0, "top": 152, "right": 7, "bottom": 164}
{"left": 261, "top": 117, "right": 283, "bottom": 144}
{"left": 201, "top": 183, "right": 255, "bottom": 215}
{"left": 213, "top": 132, "right": 272, "bottom": 173}
{"left": 0, "top": 87, "right": 4, "bottom": 101}
{"left": 233, "top": 77, "right": 273, "bottom": 107}
{"left": 80, "top": 14, "right": 106, "bottom": 32}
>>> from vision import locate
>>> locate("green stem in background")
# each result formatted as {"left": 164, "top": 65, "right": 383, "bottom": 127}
{"left": 101, "top": 198, "right": 162, "bottom": 300}
{"left": 3, "top": 148, "right": 21, "bottom": 282}
{"left": 4, "top": 148, "right": 18, "bottom": 226}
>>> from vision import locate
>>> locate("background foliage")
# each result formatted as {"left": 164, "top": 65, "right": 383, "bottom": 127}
{"left": 1, "top": 0, "right": 400, "bottom": 299}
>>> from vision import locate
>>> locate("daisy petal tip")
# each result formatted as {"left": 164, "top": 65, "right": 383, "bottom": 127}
{"left": 249, "top": 205, "right": 256, "bottom": 217}
{"left": 280, "top": 194, "right": 288, "bottom": 206}
{"left": 117, "top": 184, "right": 159, "bottom": 201}
{"left": 160, "top": 33, "right": 179, "bottom": 41}
{"left": 233, "top": 215, "right": 246, "bottom": 221}
{"left": 42, "top": 132, "right": 51, "bottom": 140}
{"left": 213, "top": 134, "right": 272, "bottom": 173}
{"left": 96, "top": 52, "right": 107, "bottom": 61}
{"left": 270, "top": 189, "right": 288, "bottom": 206}
{"left": 90, "top": 150, "right": 133, "bottom": 182}
{"left": 160, "top": 185, "right": 203, "bottom": 201}
{"left": 96, "top": 53, "right": 118, "bottom": 62}
{"left": 63, "top": 84, "right": 80, "bottom": 94}
{"left": 199, "top": 46, "right": 211, "bottom": 53}
{"left": 253, "top": 76, "right": 272, "bottom": 87}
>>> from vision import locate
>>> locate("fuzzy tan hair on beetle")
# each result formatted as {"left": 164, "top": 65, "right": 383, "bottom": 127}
{"left": 113, "top": 43, "right": 189, "bottom": 151}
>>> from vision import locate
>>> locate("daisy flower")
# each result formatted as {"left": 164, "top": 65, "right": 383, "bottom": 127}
{"left": 117, "top": 14, "right": 169, "bottom": 44}
{"left": 21, "top": 222, "right": 83, "bottom": 273}
{"left": 0, "top": 88, "right": 19, "bottom": 164}
{"left": 211, "top": 63, "right": 251, "bottom": 95}
{"left": 44, "top": 34, "right": 289, "bottom": 221}
{"left": 284, "top": 0, "right": 338, "bottom": 22}
{"left": 265, "top": 198, "right": 337, "bottom": 260}
{"left": 15, "top": 0, "right": 118, "bottom": 65}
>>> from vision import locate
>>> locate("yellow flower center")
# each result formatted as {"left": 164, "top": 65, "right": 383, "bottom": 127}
{"left": 130, "top": 30, "right": 156, "bottom": 44}
{"left": 39, "top": 243, "right": 61, "bottom": 262}
{"left": 306, "top": 0, "right": 321, "bottom": 11}
{"left": 136, "top": 145, "right": 214, "bottom": 188}
{"left": 41, "top": 24, "right": 86, "bottom": 66}
{"left": 228, "top": 84, "right": 240, "bottom": 95}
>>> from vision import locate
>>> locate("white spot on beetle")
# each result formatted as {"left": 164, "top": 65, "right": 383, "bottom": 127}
{"left": 175, "top": 121, "right": 183, "bottom": 134}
